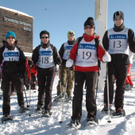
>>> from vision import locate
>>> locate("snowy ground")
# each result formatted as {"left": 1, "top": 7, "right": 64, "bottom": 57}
{"left": 0, "top": 62, "right": 135, "bottom": 135}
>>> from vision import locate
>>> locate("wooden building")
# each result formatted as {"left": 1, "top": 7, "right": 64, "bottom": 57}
{"left": 0, "top": 6, "right": 33, "bottom": 56}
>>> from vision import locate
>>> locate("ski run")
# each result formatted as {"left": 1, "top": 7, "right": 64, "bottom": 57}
{"left": 0, "top": 61, "right": 135, "bottom": 135}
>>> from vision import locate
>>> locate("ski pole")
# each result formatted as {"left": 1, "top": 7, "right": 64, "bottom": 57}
{"left": 59, "top": 68, "right": 70, "bottom": 123}
{"left": 29, "top": 67, "right": 32, "bottom": 116}
{"left": 23, "top": 79, "right": 30, "bottom": 109}
{"left": 106, "top": 63, "right": 111, "bottom": 123}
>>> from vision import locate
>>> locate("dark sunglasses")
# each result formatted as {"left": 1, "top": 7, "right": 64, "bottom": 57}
{"left": 114, "top": 18, "right": 122, "bottom": 21}
{"left": 41, "top": 36, "right": 49, "bottom": 39}
{"left": 7, "top": 36, "right": 15, "bottom": 39}
{"left": 84, "top": 26, "right": 94, "bottom": 29}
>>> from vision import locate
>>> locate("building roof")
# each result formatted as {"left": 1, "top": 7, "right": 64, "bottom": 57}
{"left": 0, "top": 6, "right": 33, "bottom": 18}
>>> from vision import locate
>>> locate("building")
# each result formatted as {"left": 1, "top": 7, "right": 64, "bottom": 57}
{"left": 0, "top": 6, "right": 33, "bottom": 57}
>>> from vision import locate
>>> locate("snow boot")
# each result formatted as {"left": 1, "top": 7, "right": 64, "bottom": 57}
{"left": 35, "top": 105, "right": 43, "bottom": 112}
{"left": 113, "top": 108, "right": 125, "bottom": 116}
{"left": 1, "top": 115, "right": 13, "bottom": 123}
{"left": 67, "top": 119, "right": 81, "bottom": 129}
{"left": 101, "top": 105, "right": 114, "bottom": 114}
{"left": 85, "top": 117, "right": 98, "bottom": 126}
{"left": 125, "top": 84, "right": 130, "bottom": 91}
{"left": 42, "top": 109, "right": 52, "bottom": 117}
{"left": 19, "top": 106, "right": 27, "bottom": 113}
{"left": 65, "top": 96, "right": 72, "bottom": 102}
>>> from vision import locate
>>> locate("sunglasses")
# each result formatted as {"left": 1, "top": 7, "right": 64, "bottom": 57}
{"left": 84, "top": 26, "right": 94, "bottom": 29}
{"left": 41, "top": 36, "right": 49, "bottom": 39}
{"left": 114, "top": 18, "right": 122, "bottom": 21}
{"left": 7, "top": 36, "right": 15, "bottom": 39}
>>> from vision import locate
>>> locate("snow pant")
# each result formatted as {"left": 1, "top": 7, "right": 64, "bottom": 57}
{"left": 31, "top": 73, "right": 36, "bottom": 89}
{"left": 71, "top": 71, "right": 98, "bottom": 120}
{"left": 125, "top": 64, "right": 133, "bottom": 85}
{"left": 2, "top": 72, "right": 24, "bottom": 115}
{"left": 56, "top": 64, "right": 74, "bottom": 97}
{"left": 104, "top": 62, "right": 128, "bottom": 110}
{"left": 37, "top": 67, "right": 55, "bottom": 110}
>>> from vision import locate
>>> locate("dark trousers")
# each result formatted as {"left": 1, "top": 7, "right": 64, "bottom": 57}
{"left": 31, "top": 73, "right": 36, "bottom": 88}
{"left": 72, "top": 71, "right": 98, "bottom": 120}
{"left": 104, "top": 62, "right": 128, "bottom": 109}
{"left": 2, "top": 72, "right": 24, "bottom": 115}
{"left": 37, "top": 67, "right": 55, "bottom": 110}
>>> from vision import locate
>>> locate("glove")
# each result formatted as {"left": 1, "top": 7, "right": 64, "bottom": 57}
{"left": 102, "top": 52, "right": 111, "bottom": 62}
{"left": 66, "top": 59, "right": 73, "bottom": 67}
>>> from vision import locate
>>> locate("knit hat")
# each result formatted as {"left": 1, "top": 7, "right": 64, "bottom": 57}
{"left": 84, "top": 17, "right": 95, "bottom": 28}
{"left": 6, "top": 31, "right": 16, "bottom": 40}
{"left": 67, "top": 30, "right": 75, "bottom": 37}
{"left": 40, "top": 30, "right": 50, "bottom": 38}
{"left": 113, "top": 11, "right": 124, "bottom": 21}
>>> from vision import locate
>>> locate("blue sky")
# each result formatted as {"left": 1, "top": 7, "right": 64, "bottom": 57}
{"left": 1, "top": 0, "right": 135, "bottom": 50}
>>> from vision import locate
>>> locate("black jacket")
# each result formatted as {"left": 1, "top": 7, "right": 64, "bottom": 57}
{"left": 32, "top": 43, "right": 62, "bottom": 67}
{"left": 0, "top": 41, "right": 26, "bottom": 76}
{"left": 102, "top": 24, "right": 135, "bottom": 65}
{"left": 59, "top": 40, "right": 75, "bottom": 66}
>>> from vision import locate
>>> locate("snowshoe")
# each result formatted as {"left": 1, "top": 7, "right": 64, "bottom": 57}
{"left": 85, "top": 117, "right": 98, "bottom": 126}
{"left": 101, "top": 106, "right": 114, "bottom": 114}
{"left": 67, "top": 119, "right": 81, "bottom": 129}
{"left": 19, "top": 106, "right": 27, "bottom": 113}
{"left": 125, "top": 84, "right": 131, "bottom": 91}
{"left": 41, "top": 109, "right": 52, "bottom": 117}
{"left": 53, "top": 92, "right": 67, "bottom": 102}
{"left": 113, "top": 108, "right": 125, "bottom": 116}
{"left": 1, "top": 115, "right": 13, "bottom": 123}
{"left": 65, "top": 96, "right": 72, "bottom": 102}
{"left": 35, "top": 105, "right": 43, "bottom": 112}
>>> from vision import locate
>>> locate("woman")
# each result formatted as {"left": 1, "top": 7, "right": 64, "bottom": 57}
{"left": 0, "top": 31, "right": 26, "bottom": 122}
{"left": 66, "top": 17, "right": 111, "bottom": 128}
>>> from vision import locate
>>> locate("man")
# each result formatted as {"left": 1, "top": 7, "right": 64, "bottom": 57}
{"left": 102, "top": 11, "right": 135, "bottom": 116}
{"left": 66, "top": 17, "right": 111, "bottom": 128}
{"left": 55, "top": 31, "right": 75, "bottom": 102}
{"left": 32, "top": 30, "right": 61, "bottom": 116}
{"left": 0, "top": 31, "right": 26, "bottom": 122}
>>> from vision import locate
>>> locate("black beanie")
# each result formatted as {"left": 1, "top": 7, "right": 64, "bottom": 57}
{"left": 40, "top": 30, "right": 50, "bottom": 38}
{"left": 113, "top": 11, "right": 124, "bottom": 21}
{"left": 84, "top": 17, "right": 95, "bottom": 28}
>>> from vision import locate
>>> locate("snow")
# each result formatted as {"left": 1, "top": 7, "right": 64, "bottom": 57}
{"left": 0, "top": 6, "right": 33, "bottom": 18}
{"left": 0, "top": 62, "right": 135, "bottom": 135}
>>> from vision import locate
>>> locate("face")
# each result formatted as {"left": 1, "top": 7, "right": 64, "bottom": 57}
{"left": 40, "top": 34, "right": 49, "bottom": 44}
{"left": 68, "top": 36, "right": 75, "bottom": 41}
{"left": 114, "top": 17, "right": 123, "bottom": 27}
{"left": 6, "top": 36, "right": 15, "bottom": 46}
{"left": 84, "top": 25, "right": 95, "bottom": 36}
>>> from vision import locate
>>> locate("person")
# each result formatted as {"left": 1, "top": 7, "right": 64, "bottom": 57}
{"left": 0, "top": 31, "right": 26, "bottom": 122}
{"left": 32, "top": 30, "right": 61, "bottom": 116}
{"left": 30, "top": 64, "right": 37, "bottom": 89}
{"left": 66, "top": 17, "right": 111, "bottom": 128}
{"left": 0, "top": 62, "right": 3, "bottom": 89}
{"left": 125, "top": 50, "right": 134, "bottom": 90}
{"left": 102, "top": 11, "right": 135, "bottom": 116}
{"left": 55, "top": 31, "right": 75, "bottom": 102}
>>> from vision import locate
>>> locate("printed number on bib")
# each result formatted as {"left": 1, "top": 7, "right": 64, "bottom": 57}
{"left": 82, "top": 51, "right": 92, "bottom": 60}
{"left": 113, "top": 40, "right": 121, "bottom": 48}
{"left": 41, "top": 57, "right": 49, "bottom": 64}
{"left": 9, "top": 58, "right": 16, "bottom": 61}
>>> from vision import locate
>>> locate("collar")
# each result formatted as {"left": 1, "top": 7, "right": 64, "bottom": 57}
{"left": 113, "top": 23, "right": 125, "bottom": 32}
{"left": 83, "top": 33, "right": 99, "bottom": 42}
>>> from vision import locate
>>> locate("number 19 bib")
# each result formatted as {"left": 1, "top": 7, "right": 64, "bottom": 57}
{"left": 75, "top": 38, "right": 98, "bottom": 67}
